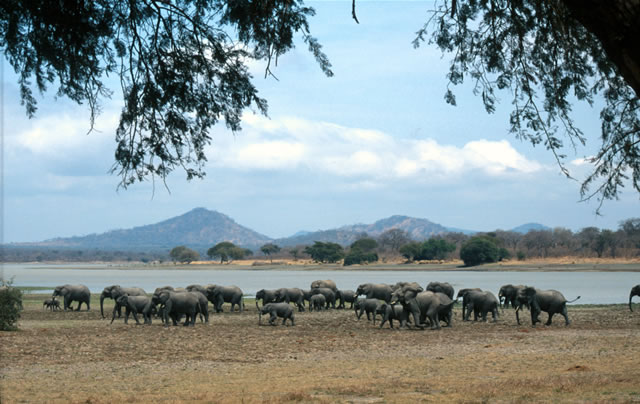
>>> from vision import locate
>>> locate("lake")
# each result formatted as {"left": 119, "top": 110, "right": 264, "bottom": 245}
{"left": 2, "top": 263, "right": 639, "bottom": 304}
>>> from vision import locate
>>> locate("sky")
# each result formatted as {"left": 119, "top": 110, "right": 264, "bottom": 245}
{"left": 2, "top": 1, "right": 638, "bottom": 243}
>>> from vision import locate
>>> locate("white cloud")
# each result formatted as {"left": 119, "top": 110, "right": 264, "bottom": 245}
{"left": 208, "top": 115, "right": 544, "bottom": 183}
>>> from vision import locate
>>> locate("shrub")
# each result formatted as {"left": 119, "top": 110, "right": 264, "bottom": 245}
{"left": 517, "top": 251, "right": 526, "bottom": 261}
{"left": 498, "top": 247, "right": 512, "bottom": 261}
{"left": 0, "top": 279, "right": 23, "bottom": 331}
{"left": 459, "top": 236, "right": 500, "bottom": 266}
{"left": 343, "top": 251, "right": 379, "bottom": 266}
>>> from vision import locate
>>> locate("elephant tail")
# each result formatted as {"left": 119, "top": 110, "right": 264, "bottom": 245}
{"left": 567, "top": 296, "right": 581, "bottom": 304}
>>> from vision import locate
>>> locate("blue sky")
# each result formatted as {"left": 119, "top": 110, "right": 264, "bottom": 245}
{"left": 2, "top": 1, "right": 638, "bottom": 243}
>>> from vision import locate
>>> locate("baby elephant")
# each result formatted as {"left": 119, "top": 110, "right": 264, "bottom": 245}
{"left": 259, "top": 303, "right": 295, "bottom": 326}
{"left": 354, "top": 298, "right": 381, "bottom": 324}
{"left": 376, "top": 303, "right": 410, "bottom": 329}
{"left": 309, "top": 294, "right": 326, "bottom": 312}
{"left": 43, "top": 298, "right": 61, "bottom": 311}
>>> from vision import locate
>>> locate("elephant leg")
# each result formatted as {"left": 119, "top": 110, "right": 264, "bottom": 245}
{"left": 269, "top": 313, "right": 277, "bottom": 326}
{"left": 131, "top": 309, "right": 142, "bottom": 325}
{"left": 546, "top": 312, "right": 554, "bottom": 326}
{"left": 561, "top": 307, "right": 570, "bottom": 326}
{"left": 427, "top": 309, "right": 440, "bottom": 330}
{"left": 515, "top": 306, "right": 521, "bottom": 325}
{"left": 491, "top": 309, "right": 498, "bottom": 322}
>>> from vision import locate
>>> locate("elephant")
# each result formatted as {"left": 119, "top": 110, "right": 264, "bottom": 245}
{"left": 309, "top": 294, "right": 326, "bottom": 311}
{"left": 426, "top": 281, "right": 455, "bottom": 299}
{"left": 310, "top": 287, "right": 336, "bottom": 309}
{"left": 151, "top": 290, "right": 200, "bottom": 327}
{"left": 391, "top": 281, "right": 415, "bottom": 292}
{"left": 255, "top": 289, "right": 279, "bottom": 309}
{"left": 390, "top": 284, "right": 454, "bottom": 330}
{"left": 498, "top": 284, "right": 529, "bottom": 309}
{"left": 185, "top": 284, "right": 209, "bottom": 295}
{"left": 356, "top": 283, "right": 393, "bottom": 303}
{"left": 433, "top": 292, "right": 454, "bottom": 327}
{"left": 189, "top": 291, "right": 210, "bottom": 323}
{"left": 463, "top": 290, "right": 499, "bottom": 322}
{"left": 630, "top": 285, "right": 640, "bottom": 312}
{"left": 455, "top": 288, "right": 482, "bottom": 320}
{"left": 258, "top": 303, "right": 295, "bottom": 326}
{"left": 353, "top": 298, "right": 382, "bottom": 323}
{"left": 52, "top": 284, "right": 91, "bottom": 311}
{"left": 301, "top": 289, "right": 314, "bottom": 308}
{"left": 43, "top": 298, "right": 61, "bottom": 311}
{"left": 310, "top": 279, "right": 337, "bottom": 292}
{"left": 275, "top": 288, "right": 305, "bottom": 312}
{"left": 376, "top": 303, "right": 411, "bottom": 329}
{"left": 522, "top": 287, "right": 580, "bottom": 326}
{"left": 100, "top": 285, "right": 147, "bottom": 318}
{"left": 336, "top": 289, "right": 357, "bottom": 309}
{"left": 205, "top": 285, "right": 244, "bottom": 312}
{"left": 111, "top": 295, "right": 153, "bottom": 325}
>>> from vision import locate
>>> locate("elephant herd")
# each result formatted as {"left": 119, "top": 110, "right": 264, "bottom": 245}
{"left": 47, "top": 281, "right": 640, "bottom": 330}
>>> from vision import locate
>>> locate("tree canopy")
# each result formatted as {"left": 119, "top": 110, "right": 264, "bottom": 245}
{"left": 260, "top": 242, "right": 281, "bottom": 263}
{"left": 304, "top": 241, "right": 344, "bottom": 264}
{"left": 207, "top": 241, "right": 250, "bottom": 263}
{"left": 3, "top": 0, "right": 639, "bottom": 206}
{"left": 169, "top": 245, "right": 200, "bottom": 263}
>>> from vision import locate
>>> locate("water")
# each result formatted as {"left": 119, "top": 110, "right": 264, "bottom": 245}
{"left": 2, "top": 263, "right": 639, "bottom": 304}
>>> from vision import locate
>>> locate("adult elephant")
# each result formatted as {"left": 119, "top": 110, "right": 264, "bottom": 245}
{"left": 336, "top": 289, "right": 357, "bottom": 309}
{"left": 310, "top": 287, "right": 336, "bottom": 309}
{"left": 205, "top": 285, "right": 244, "bottom": 313}
{"left": 189, "top": 291, "right": 209, "bottom": 323}
{"left": 111, "top": 295, "right": 153, "bottom": 325}
{"left": 310, "top": 279, "right": 337, "bottom": 292}
{"left": 523, "top": 287, "right": 580, "bottom": 326}
{"left": 356, "top": 283, "right": 393, "bottom": 303}
{"left": 390, "top": 284, "right": 453, "bottom": 330}
{"left": 275, "top": 288, "right": 305, "bottom": 312}
{"left": 498, "top": 284, "right": 528, "bottom": 309}
{"left": 151, "top": 290, "right": 199, "bottom": 327}
{"left": 426, "top": 282, "right": 454, "bottom": 299}
{"left": 255, "top": 289, "right": 278, "bottom": 309}
{"left": 100, "top": 285, "right": 147, "bottom": 318}
{"left": 463, "top": 290, "right": 499, "bottom": 322}
{"left": 52, "top": 284, "right": 91, "bottom": 311}
{"left": 630, "top": 285, "right": 640, "bottom": 312}
{"left": 455, "top": 288, "right": 482, "bottom": 320}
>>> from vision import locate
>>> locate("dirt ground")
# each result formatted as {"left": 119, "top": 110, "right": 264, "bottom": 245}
{"left": 2, "top": 296, "right": 640, "bottom": 403}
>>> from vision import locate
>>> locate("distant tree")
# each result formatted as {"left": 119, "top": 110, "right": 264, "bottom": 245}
{"left": 289, "top": 247, "right": 301, "bottom": 261}
{"left": 350, "top": 237, "right": 378, "bottom": 253}
{"left": 169, "top": 246, "right": 200, "bottom": 264}
{"left": 0, "top": 279, "right": 23, "bottom": 331}
{"left": 304, "top": 242, "right": 344, "bottom": 264}
{"left": 577, "top": 227, "right": 601, "bottom": 257}
{"left": 494, "top": 230, "right": 522, "bottom": 251}
{"left": 459, "top": 236, "right": 500, "bottom": 267}
{"left": 399, "top": 242, "right": 422, "bottom": 262}
{"left": 620, "top": 218, "right": 640, "bottom": 250}
{"left": 207, "top": 241, "right": 237, "bottom": 264}
{"left": 419, "top": 238, "right": 457, "bottom": 260}
{"left": 378, "top": 229, "right": 411, "bottom": 252}
{"left": 522, "top": 230, "right": 554, "bottom": 258}
{"left": 344, "top": 237, "right": 379, "bottom": 266}
{"left": 260, "top": 243, "right": 281, "bottom": 263}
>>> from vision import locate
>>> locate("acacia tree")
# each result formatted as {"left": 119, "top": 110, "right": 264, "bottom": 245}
{"left": 260, "top": 243, "right": 281, "bottom": 263}
{"left": 413, "top": 0, "right": 640, "bottom": 209}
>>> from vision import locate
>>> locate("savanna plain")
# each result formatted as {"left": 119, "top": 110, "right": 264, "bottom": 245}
{"left": 2, "top": 288, "right": 640, "bottom": 404}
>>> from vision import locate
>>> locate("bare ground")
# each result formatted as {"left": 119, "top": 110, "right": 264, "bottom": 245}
{"left": 2, "top": 297, "right": 640, "bottom": 403}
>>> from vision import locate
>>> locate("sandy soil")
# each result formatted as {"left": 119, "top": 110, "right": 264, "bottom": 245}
{"left": 2, "top": 297, "right": 640, "bottom": 403}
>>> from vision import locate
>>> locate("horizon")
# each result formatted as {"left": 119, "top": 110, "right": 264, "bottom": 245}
{"left": 3, "top": 2, "right": 638, "bottom": 244}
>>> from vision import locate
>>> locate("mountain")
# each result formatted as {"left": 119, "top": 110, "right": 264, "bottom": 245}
{"left": 275, "top": 215, "right": 450, "bottom": 247}
{"left": 511, "top": 223, "right": 551, "bottom": 234}
{"left": 30, "top": 208, "right": 272, "bottom": 251}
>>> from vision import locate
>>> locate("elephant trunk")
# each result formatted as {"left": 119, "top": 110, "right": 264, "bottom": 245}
{"left": 255, "top": 299, "right": 260, "bottom": 311}
{"left": 100, "top": 293, "right": 107, "bottom": 318}
{"left": 258, "top": 311, "right": 262, "bottom": 325}
{"left": 630, "top": 292, "right": 635, "bottom": 312}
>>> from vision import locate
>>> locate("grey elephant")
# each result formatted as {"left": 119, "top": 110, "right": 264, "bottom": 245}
{"left": 376, "top": 303, "right": 410, "bottom": 328}
{"left": 309, "top": 294, "right": 326, "bottom": 311}
{"left": 498, "top": 284, "right": 529, "bottom": 309}
{"left": 43, "top": 298, "right": 61, "bottom": 311}
{"left": 354, "top": 298, "right": 381, "bottom": 323}
{"left": 185, "top": 284, "right": 209, "bottom": 295}
{"left": 151, "top": 290, "right": 200, "bottom": 327}
{"left": 255, "top": 289, "right": 279, "bottom": 309}
{"left": 463, "top": 290, "right": 499, "bottom": 322}
{"left": 310, "top": 279, "right": 337, "bottom": 292}
{"left": 336, "top": 289, "right": 357, "bottom": 309}
{"left": 356, "top": 283, "right": 393, "bottom": 303}
{"left": 433, "top": 292, "right": 454, "bottom": 327}
{"left": 111, "top": 295, "right": 153, "bottom": 325}
{"left": 205, "top": 285, "right": 244, "bottom": 312}
{"left": 522, "top": 287, "right": 580, "bottom": 326}
{"left": 301, "top": 289, "right": 314, "bottom": 308}
{"left": 391, "top": 284, "right": 454, "bottom": 330}
{"left": 53, "top": 284, "right": 91, "bottom": 311}
{"left": 189, "top": 291, "right": 210, "bottom": 323}
{"left": 275, "top": 287, "right": 305, "bottom": 312}
{"left": 630, "top": 285, "right": 640, "bottom": 312}
{"left": 100, "top": 285, "right": 147, "bottom": 318}
{"left": 426, "top": 281, "right": 455, "bottom": 299}
{"left": 310, "top": 287, "right": 336, "bottom": 309}
{"left": 455, "top": 288, "right": 482, "bottom": 320}
{"left": 259, "top": 303, "right": 295, "bottom": 326}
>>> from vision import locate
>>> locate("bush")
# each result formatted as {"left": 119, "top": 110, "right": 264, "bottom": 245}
{"left": 498, "top": 247, "right": 512, "bottom": 261}
{"left": 459, "top": 236, "right": 500, "bottom": 267}
{"left": 516, "top": 251, "right": 526, "bottom": 261}
{"left": 343, "top": 251, "right": 379, "bottom": 266}
{"left": 0, "top": 279, "right": 23, "bottom": 331}
{"left": 169, "top": 245, "right": 200, "bottom": 263}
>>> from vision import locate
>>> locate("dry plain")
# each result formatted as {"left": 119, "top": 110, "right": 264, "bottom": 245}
{"left": 2, "top": 291, "right": 640, "bottom": 404}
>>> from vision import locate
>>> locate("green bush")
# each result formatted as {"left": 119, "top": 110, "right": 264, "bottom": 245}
{"left": 459, "top": 236, "right": 499, "bottom": 267}
{"left": 343, "top": 250, "right": 379, "bottom": 266}
{"left": 498, "top": 247, "right": 512, "bottom": 261}
{"left": 516, "top": 251, "right": 526, "bottom": 261}
{"left": 0, "top": 279, "right": 23, "bottom": 331}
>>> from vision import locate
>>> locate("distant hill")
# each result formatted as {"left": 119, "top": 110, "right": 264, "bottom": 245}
{"left": 511, "top": 223, "right": 551, "bottom": 234}
{"left": 275, "top": 215, "right": 450, "bottom": 246}
{"left": 27, "top": 208, "right": 272, "bottom": 251}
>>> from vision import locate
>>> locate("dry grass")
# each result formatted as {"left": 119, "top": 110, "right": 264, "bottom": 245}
{"left": 2, "top": 296, "right": 640, "bottom": 403}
